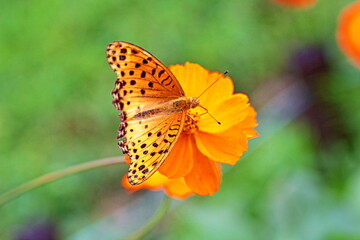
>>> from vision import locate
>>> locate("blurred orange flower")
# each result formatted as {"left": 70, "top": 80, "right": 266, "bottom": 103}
{"left": 122, "top": 62, "right": 258, "bottom": 199}
{"left": 337, "top": 1, "right": 360, "bottom": 67}
{"left": 272, "top": 0, "right": 317, "bottom": 8}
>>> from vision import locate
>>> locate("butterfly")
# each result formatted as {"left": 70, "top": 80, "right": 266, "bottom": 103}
{"left": 106, "top": 41, "right": 201, "bottom": 185}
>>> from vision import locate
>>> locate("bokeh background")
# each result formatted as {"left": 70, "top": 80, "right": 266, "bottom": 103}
{"left": 1, "top": 0, "right": 360, "bottom": 239}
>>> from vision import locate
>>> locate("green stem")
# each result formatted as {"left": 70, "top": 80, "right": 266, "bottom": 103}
{"left": 125, "top": 195, "right": 172, "bottom": 240}
{"left": 0, "top": 157, "right": 124, "bottom": 207}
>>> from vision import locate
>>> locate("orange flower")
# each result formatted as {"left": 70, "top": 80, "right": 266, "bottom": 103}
{"left": 337, "top": 1, "right": 360, "bottom": 67}
{"left": 272, "top": 0, "right": 317, "bottom": 8}
{"left": 122, "top": 62, "right": 258, "bottom": 199}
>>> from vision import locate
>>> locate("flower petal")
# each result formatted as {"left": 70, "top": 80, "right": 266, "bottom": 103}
{"left": 164, "top": 178, "right": 194, "bottom": 200}
{"left": 198, "top": 93, "right": 250, "bottom": 134}
{"left": 159, "top": 134, "right": 193, "bottom": 179}
{"left": 122, "top": 171, "right": 194, "bottom": 199}
{"left": 195, "top": 128, "right": 248, "bottom": 165}
{"left": 122, "top": 171, "right": 168, "bottom": 192}
{"left": 239, "top": 106, "right": 258, "bottom": 129}
{"left": 244, "top": 128, "right": 260, "bottom": 139}
{"left": 169, "top": 62, "right": 234, "bottom": 111}
{"left": 196, "top": 105, "right": 258, "bottom": 165}
{"left": 184, "top": 137, "right": 222, "bottom": 196}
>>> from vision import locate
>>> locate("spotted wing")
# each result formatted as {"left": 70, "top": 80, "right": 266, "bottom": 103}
{"left": 106, "top": 41, "right": 185, "bottom": 112}
{"left": 118, "top": 112, "right": 185, "bottom": 185}
{"left": 106, "top": 41, "right": 186, "bottom": 185}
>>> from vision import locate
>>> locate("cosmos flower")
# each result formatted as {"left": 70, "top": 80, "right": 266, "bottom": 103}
{"left": 337, "top": 0, "right": 360, "bottom": 67}
{"left": 123, "top": 62, "right": 258, "bottom": 199}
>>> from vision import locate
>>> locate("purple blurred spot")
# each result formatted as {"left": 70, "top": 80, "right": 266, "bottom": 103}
{"left": 17, "top": 221, "right": 58, "bottom": 240}
{"left": 290, "top": 45, "right": 329, "bottom": 79}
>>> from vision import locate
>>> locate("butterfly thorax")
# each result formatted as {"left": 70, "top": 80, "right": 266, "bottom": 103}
{"left": 132, "top": 97, "right": 199, "bottom": 121}
{"left": 172, "top": 97, "right": 200, "bottom": 111}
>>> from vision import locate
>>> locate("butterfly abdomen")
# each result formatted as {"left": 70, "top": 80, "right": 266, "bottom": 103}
{"left": 134, "top": 108, "right": 163, "bottom": 119}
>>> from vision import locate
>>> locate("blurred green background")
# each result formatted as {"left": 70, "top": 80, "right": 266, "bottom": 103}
{"left": 1, "top": 0, "right": 360, "bottom": 239}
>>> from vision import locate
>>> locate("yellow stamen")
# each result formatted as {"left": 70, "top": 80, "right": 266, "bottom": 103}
{"left": 183, "top": 113, "right": 200, "bottom": 134}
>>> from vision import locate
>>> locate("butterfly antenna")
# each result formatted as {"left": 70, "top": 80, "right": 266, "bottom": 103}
{"left": 197, "top": 70, "right": 228, "bottom": 99}
{"left": 198, "top": 105, "right": 221, "bottom": 125}
{"left": 208, "top": 112, "right": 221, "bottom": 125}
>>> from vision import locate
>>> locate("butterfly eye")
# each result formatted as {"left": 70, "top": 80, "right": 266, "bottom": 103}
{"left": 189, "top": 98, "right": 200, "bottom": 108}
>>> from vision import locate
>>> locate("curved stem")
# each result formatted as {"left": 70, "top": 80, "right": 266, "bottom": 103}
{"left": 125, "top": 195, "right": 172, "bottom": 240}
{"left": 0, "top": 157, "right": 124, "bottom": 207}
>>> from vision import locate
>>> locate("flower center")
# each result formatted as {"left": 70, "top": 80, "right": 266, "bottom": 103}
{"left": 183, "top": 112, "right": 200, "bottom": 134}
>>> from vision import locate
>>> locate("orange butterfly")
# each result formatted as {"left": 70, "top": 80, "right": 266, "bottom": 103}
{"left": 106, "top": 42, "right": 203, "bottom": 185}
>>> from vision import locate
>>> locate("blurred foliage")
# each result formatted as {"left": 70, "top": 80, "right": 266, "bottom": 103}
{"left": 1, "top": 0, "right": 360, "bottom": 239}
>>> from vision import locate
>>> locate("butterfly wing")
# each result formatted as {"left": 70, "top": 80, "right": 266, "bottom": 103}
{"left": 120, "top": 113, "right": 185, "bottom": 185}
{"left": 106, "top": 41, "right": 186, "bottom": 185}
{"left": 106, "top": 41, "right": 185, "bottom": 112}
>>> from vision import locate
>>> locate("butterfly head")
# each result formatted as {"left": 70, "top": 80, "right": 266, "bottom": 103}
{"left": 189, "top": 97, "right": 200, "bottom": 109}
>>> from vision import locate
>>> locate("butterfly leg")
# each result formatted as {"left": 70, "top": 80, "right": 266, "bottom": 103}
{"left": 186, "top": 112, "right": 198, "bottom": 122}
{"left": 197, "top": 105, "right": 209, "bottom": 116}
